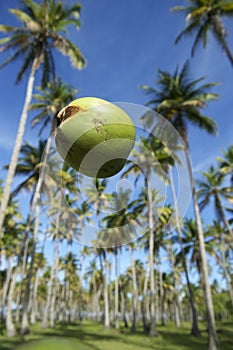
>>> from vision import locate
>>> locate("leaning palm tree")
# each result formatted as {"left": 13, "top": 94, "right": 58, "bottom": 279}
{"left": 172, "top": 0, "right": 233, "bottom": 66}
{"left": 141, "top": 62, "right": 220, "bottom": 349}
{"left": 0, "top": 0, "right": 85, "bottom": 235}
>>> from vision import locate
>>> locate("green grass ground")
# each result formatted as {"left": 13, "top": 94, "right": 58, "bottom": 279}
{"left": 0, "top": 322, "right": 232, "bottom": 350}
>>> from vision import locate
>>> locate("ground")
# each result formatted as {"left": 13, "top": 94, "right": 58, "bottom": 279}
{"left": 0, "top": 322, "right": 232, "bottom": 350}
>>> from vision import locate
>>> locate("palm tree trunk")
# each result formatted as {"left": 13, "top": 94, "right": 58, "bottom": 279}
{"left": 148, "top": 184, "right": 158, "bottom": 337}
{"left": 21, "top": 203, "right": 40, "bottom": 335}
{"left": 42, "top": 235, "right": 60, "bottom": 329}
{"left": 168, "top": 237, "right": 180, "bottom": 327}
{"left": 193, "top": 189, "right": 219, "bottom": 350}
{"left": 50, "top": 240, "right": 60, "bottom": 328}
{"left": 114, "top": 250, "right": 119, "bottom": 329}
{"left": 15, "top": 234, "right": 30, "bottom": 323}
{"left": 173, "top": 275, "right": 181, "bottom": 327}
{"left": 6, "top": 266, "right": 19, "bottom": 337}
{"left": 1, "top": 260, "right": 12, "bottom": 323}
{"left": 142, "top": 261, "right": 150, "bottom": 331}
{"left": 30, "top": 271, "right": 39, "bottom": 324}
{"left": 103, "top": 253, "right": 110, "bottom": 329}
{"left": 0, "top": 58, "right": 39, "bottom": 236}
{"left": 169, "top": 167, "right": 200, "bottom": 336}
{"left": 129, "top": 246, "right": 138, "bottom": 332}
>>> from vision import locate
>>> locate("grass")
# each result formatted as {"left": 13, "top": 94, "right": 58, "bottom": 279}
{"left": 0, "top": 321, "right": 232, "bottom": 350}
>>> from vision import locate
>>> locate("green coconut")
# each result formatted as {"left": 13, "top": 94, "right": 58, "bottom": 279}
{"left": 55, "top": 97, "right": 136, "bottom": 178}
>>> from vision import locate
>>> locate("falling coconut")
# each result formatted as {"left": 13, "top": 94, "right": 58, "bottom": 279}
{"left": 55, "top": 97, "right": 136, "bottom": 178}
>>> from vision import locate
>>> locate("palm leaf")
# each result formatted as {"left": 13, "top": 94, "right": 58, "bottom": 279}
{"left": 53, "top": 34, "right": 85, "bottom": 69}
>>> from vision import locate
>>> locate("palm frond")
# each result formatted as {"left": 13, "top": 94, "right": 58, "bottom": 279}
{"left": 53, "top": 35, "right": 85, "bottom": 69}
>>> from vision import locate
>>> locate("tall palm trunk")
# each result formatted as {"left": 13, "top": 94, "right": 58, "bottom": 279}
{"left": 168, "top": 235, "right": 180, "bottom": 327}
{"left": 142, "top": 261, "right": 150, "bottom": 331}
{"left": 50, "top": 251, "right": 60, "bottom": 328}
{"left": 6, "top": 266, "right": 19, "bottom": 337}
{"left": 1, "top": 260, "right": 12, "bottom": 323}
{"left": 103, "top": 253, "right": 110, "bottom": 329}
{"left": 193, "top": 189, "right": 219, "bottom": 350}
{"left": 114, "top": 249, "right": 119, "bottom": 329}
{"left": 15, "top": 234, "right": 30, "bottom": 323}
{"left": 42, "top": 234, "right": 60, "bottom": 328}
{"left": 129, "top": 246, "right": 138, "bottom": 332}
{"left": 30, "top": 271, "right": 40, "bottom": 324}
{"left": 148, "top": 184, "right": 158, "bottom": 337}
{"left": 21, "top": 203, "right": 40, "bottom": 335}
{"left": 0, "top": 58, "right": 39, "bottom": 236}
{"left": 169, "top": 167, "right": 200, "bottom": 336}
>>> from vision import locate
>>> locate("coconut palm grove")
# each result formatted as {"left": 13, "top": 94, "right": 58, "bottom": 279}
{"left": 0, "top": 1, "right": 233, "bottom": 350}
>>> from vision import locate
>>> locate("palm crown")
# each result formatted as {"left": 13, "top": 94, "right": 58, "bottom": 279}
{"left": 172, "top": 0, "right": 233, "bottom": 65}
{"left": 141, "top": 61, "right": 218, "bottom": 147}
{"left": 0, "top": 0, "right": 85, "bottom": 86}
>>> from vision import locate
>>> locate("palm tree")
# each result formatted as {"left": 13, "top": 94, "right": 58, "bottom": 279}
{"left": 217, "top": 145, "right": 233, "bottom": 186}
{"left": 0, "top": 0, "right": 85, "bottom": 234}
{"left": 4, "top": 140, "right": 56, "bottom": 334}
{"left": 141, "top": 61, "right": 218, "bottom": 146}
{"left": 141, "top": 62, "right": 219, "bottom": 349}
{"left": 60, "top": 252, "right": 79, "bottom": 322}
{"left": 206, "top": 220, "right": 233, "bottom": 305}
{"left": 172, "top": 0, "right": 233, "bottom": 66}
{"left": 123, "top": 136, "right": 172, "bottom": 336}
{"left": 197, "top": 165, "right": 233, "bottom": 239}
{"left": 101, "top": 188, "right": 141, "bottom": 329}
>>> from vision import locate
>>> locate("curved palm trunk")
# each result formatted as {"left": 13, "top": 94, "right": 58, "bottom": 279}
{"left": 0, "top": 58, "right": 39, "bottom": 236}
{"left": 169, "top": 168, "right": 200, "bottom": 336}
{"left": 193, "top": 189, "right": 219, "bottom": 350}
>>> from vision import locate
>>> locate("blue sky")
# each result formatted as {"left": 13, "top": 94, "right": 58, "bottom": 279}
{"left": 0, "top": 0, "right": 232, "bottom": 175}
{"left": 0, "top": 0, "right": 232, "bottom": 280}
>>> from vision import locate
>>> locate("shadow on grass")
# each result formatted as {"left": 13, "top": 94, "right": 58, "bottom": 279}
{"left": 0, "top": 322, "right": 232, "bottom": 350}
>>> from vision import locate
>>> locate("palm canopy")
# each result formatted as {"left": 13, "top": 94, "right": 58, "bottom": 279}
{"left": 0, "top": 0, "right": 85, "bottom": 86}
{"left": 30, "top": 77, "right": 78, "bottom": 135}
{"left": 197, "top": 165, "right": 233, "bottom": 220}
{"left": 141, "top": 61, "right": 218, "bottom": 147}
{"left": 172, "top": 0, "right": 233, "bottom": 65}
{"left": 217, "top": 145, "right": 233, "bottom": 186}
{"left": 176, "top": 218, "right": 214, "bottom": 274}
